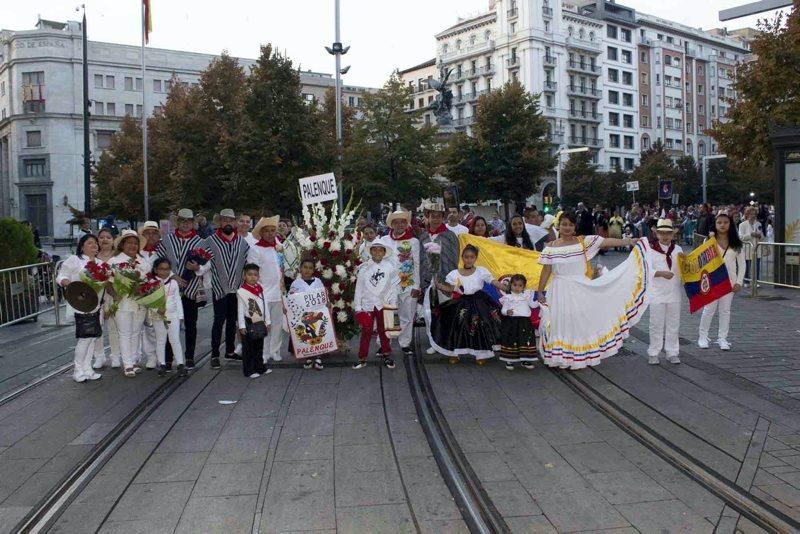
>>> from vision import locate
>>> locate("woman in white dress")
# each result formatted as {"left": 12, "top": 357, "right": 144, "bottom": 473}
{"left": 93, "top": 228, "right": 121, "bottom": 369}
{"left": 537, "top": 211, "right": 649, "bottom": 370}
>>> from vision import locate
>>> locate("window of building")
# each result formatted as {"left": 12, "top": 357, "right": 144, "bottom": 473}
{"left": 125, "top": 77, "right": 133, "bottom": 91}
{"left": 624, "top": 158, "right": 634, "bottom": 170}
{"left": 642, "top": 135, "right": 650, "bottom": 149}
{"left": 125, "top": 104, "right": 134, "bottom": 116}
{"left": 136, "top": 78, "right": 143, "bottom": 91}
{"left": 665, "top": 138, "right": 674, "bottom": 148}
{"left": 0, "top": 81, "right": 5, "bottom": 96}
{"left": 609, "top": 134, "right": 620, "bottom": 148}
{"left": 136, "top": 104, "right": 143, "bottom": 117}
{"left": 106, "top": 75, "right": 115, "bottom": 89}
{"left": 675, "top": 119, "right": 683, "bottom": 129}
{"left": 621, "top": 28, "right": 632, "bottom": 42}
{"left": 641, "top": 72, "right": 648, "bottom": 85}
{"left": 624, "top": 135, "right": 634, "bottom": 149}
{"left": 154, "top": 80, "right": 162, "bottom": 92}
{"left": 665, "top": 96, "right": 673, "bottom": 107}
{"left": 94, "top": 101, "right": 104, "bottom": 115}
{"left": 673, "top": 57, "right": 681, "bottom": 66}
{"left": 665, "top": 55, "right": 672, "bottom": 66}
{"left": 26, "top": 130, "right": 42, "bottom": 147}
{"left": 640, "top": 51, "right": 648, "bottom": 63}
{"left": 656, "top": 74, "right": 660, "bottom": 85}
{"left": 350, "top": 96, "right": 357, "bottom": 106}
{"left": 623, "top": 114, "right": 633, "bottom": 128}
{"left": 1, "top": 109, "right": 6, "bottom": 119}
{"left": 666, "top": 117, "right": 674, "bottom": 129}
{"left": 510, "top": 22, "right": 517, "bottom": 34}
{"left": 641, "top": 115, "right": 649, "bottom": 127}
{"left": 409, "top": 98, "right": 414, "bottom": 110}
{"left": 607, "top": 25, "right": 618, "bottom": 39}
{"left": 622, "top": 50, "right": 632, "bottom": 64}
{"left": 107, "top": 103, "right": 116, "bottom": 116}
{"left": 23, "top": 158, "right": 46, "bottom": 177}
{"left": 96, "top": 130, "right": 114, "bottom": 150}
{"left": 608, "top": 68, "right": 619, "bottom": 82}
{"left": 610, "top": 156, "right": 621, "bottom": 168}
{"left": 607, "top": 47, "right": 618, "bottom": 61}
{"left": 657, "top": 116, "right": 662, "bottom": 128}
{"left": 622, "top": 71, "right": 632, "bottom": 85}
{"left": 641, "top": 95, "right": 649, "bottom": 107}
{"left": 608, "top": 90, "right": 619, "bottom": 104}
{"left": 153, "top": 105, "right": 162, "bottom": 114}
{"left": 546, "top": 94, "right": 553, "bottom": 107}
{"left": 699, "top": 104, "right": 704, "bottom": 113}
{"left": 544, "top": 20, "right": 550, "bottom": 32}
{"left": 609, "top": 112, "right": 620, "bottom": 126}
{"left": 94, "top": 74, "right": 103, "bottom": 88}
{"left": 622, "top": 93, "right": 633, "bottom": 106}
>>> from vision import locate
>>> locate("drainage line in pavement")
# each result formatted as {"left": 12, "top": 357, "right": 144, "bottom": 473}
{"left": 556, "top": 369, "right": 799, "bottom": 533}
{"left": 13, "top": 350, "right": 213, "bottom": 534}
{"left": 408, "top": 326, "right": 509, "bottom": 534}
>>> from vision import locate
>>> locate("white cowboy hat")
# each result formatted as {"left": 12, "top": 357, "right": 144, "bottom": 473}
{"left": 114, "top": 229, "right": 141, "bottom": 251}
{"left": 252, "top": 216, "right": 280, "bottom": 240}
{"left": 385, "top": 210, "right": 411, "bottom": 228}
{"left": 138, "top": 220, "right": 160, "bottom": 237}
{"left": 219, "top": 208, "right": 236, "bottom": 219}
{"left": 177, "top": 208, "right": 194, "bottom": 219}
{"left": 656, "top": 218, "right": 675, "bottom": 231}
{"left": 368, "top": 239, "right": 393, "bottom": 257}
{"left": 423, "top": 201, "right": 445, "bottom": 213}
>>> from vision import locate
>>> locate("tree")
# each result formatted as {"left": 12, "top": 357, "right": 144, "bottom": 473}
{"left": 345, "top": 71, "right": 439, "bottom": 209}
{"left": 710, "top": 9, "right": 800, "bottom": 164}
{"left": 673, "top": 156, "right": 701, "bottom": 205}
{"left": 314, "top": 88, "right": 356, "bottom": 179}
{"left": 630, "top": 140, "right": 675, "bottom": 205}
{"left": 438, "top": 132, "right": 487, "bottom": 202}
{"left": 560, "top": 151, "right": 599, "bottom": 208}
{"left": 705, "top": 159, "right": 774, "bottom": 205}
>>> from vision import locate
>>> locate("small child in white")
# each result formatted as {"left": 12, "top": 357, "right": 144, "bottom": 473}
{"left": 647, "top": 219, "right": 683, "bottom": 365}
{"left": 499, "top": 274, "right": 539, "bottom": 371}
{"left": 289, "top": 258, "right": 326, "bottom": 370}
{"left": 152, "top": 258, "right": 186, "bottom": 376}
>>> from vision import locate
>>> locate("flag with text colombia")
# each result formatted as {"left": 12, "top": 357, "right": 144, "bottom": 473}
{"left": 678, "top": 237, "right": 732, "bottom": 313}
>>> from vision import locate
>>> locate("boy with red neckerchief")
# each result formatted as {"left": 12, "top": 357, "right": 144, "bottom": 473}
{"left": 647, "top": 219, "right": 683, "bottom": 366}
{"left": 237, "top": 264, "right": 271, "bottom": 378}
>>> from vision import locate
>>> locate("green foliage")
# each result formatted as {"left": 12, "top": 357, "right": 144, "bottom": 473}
{"left": 560, "top": 153, "right": 628, "bottom": 209}
{"left": 710, "top": 10, "right": 800, "bottom": 164}
{"left": 0, "top": 218, "right": 39, "bottom": 268}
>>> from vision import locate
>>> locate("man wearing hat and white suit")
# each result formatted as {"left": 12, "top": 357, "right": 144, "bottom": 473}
{"left": 205, "top": 208, "right": 250, "bottom": 369}
{"left": 646, "top": 218, "right": 683, "bottom": 365}
{"left": 248, "top": 216, "right": 287, "bottom": 363}
{"left": 380, "top": 209, "right": 421, "bottom": 355}
{"left": 157, "top": 209, "right": 211, "bottom": 369}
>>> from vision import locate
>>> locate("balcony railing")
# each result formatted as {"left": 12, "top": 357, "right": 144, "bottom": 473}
{"left": 542, "top": 6, "right": 554, "bottom": 17}
{"left": 567, "top": 60, "right": 601, "bottom": 74}
{"left": 567, "top": 85, "right": 601, "bottom": 98}
{"left": 507, "top": 7, "right": 518, "bottom": 18}
{"left": 441, "top": 40, "right": 495, "bottom": 60}
{"left": 548, "top": 132, "right": 564, "bottom": 144}
{"left": 507, "top": 56, "right": 519, "bottom": 67}
{"left": 543, "top": 55, "right": 557, "bottom": 66}
{"left": 569, "top": 136, "right": 603, "bottom": 148}
{"left": 568, "top": 109, "right": 601, "bottom": 121}
{"left": 543, "top": 81, "right": 557, "bottom": 92}
{"left": 452, "top": 116, "right": 474, "bottom": 128}
{"left": 565, "top": 36, "right": 601, "bottom": 52}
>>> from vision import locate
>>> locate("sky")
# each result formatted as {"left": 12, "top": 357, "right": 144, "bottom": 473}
{"left": 0, "top": 0, "right": 790, "bottom": 88}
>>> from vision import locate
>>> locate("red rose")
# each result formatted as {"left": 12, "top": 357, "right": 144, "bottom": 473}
{"left": 323, "top": 242, "right": 331, "bottom": 250}
{"left": 328, "top": 231, "right": 336, "bottom": 239}
{"left": 310, "top": 249, "right": 318, "bottom": 257}
{"left": 331, "top": 250, "right": 340, "bottom": 258}
{"left": 309, "top": 236, "right": 317, "bottom": 242}
{"left": 320, "top": 258, "right": 329, "bottom": 267}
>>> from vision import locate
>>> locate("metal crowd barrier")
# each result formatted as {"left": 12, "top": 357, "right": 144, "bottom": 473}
{"left": 743, "top": 241, "right": 800, "bottom": 296}
{"left": 0, "top": 260, "right": 64, "bottom": 328}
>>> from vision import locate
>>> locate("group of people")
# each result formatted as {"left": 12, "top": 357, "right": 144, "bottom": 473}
{"left": 58, "top": 196, "right": 752, "bottom": 383}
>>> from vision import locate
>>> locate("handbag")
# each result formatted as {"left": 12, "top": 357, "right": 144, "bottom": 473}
{"left": 245, "top": 318, "right": 268, "bottom": 340}
{"left": 75, "top": 311, "right": 102, "bottom": 338}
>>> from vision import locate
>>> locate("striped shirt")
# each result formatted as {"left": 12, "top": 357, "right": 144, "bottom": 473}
{"left": 204, "top": 232, "right": 250, "bottom": 299}
{"left": 157, "top": 232, "right": 207, "bottom": 299}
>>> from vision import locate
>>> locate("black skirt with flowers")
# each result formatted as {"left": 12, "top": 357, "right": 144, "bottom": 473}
{"left": 431, "top": 291, "right": 501, "bottom": 360}
{"left": 499, "top": 316, "right": 537, "bottom": 362}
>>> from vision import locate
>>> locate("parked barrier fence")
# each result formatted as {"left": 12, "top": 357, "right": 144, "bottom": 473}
{"left": 0, "top": 261, "right": 64, "bottom": 328}
{"left": 742, "top": 241, "right": 800, "bottom": 296}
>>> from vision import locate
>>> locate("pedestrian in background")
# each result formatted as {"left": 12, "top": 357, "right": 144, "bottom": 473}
{"left": 738, "top": 206, "right": 764, "bottom": 287}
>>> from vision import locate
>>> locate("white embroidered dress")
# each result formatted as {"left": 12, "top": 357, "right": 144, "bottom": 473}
{"left": 537, "top": 236, "right": 652, "bottom": 370}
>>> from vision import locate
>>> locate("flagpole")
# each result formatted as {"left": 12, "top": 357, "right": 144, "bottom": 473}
{"left": 141, "top": 0, "right": 150, "bottom": 221}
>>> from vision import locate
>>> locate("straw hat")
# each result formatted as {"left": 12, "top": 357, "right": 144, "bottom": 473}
{"left": 252, "top": 216, "right": 280, "bottom": 240}
{"left": 114, "top": 229, "right": 141, "bottom": 251}
{"left": 177, "top": 208, "right": 194, "bottom": 219}
{"left": 656, "top": 218, "right": 675, "bottom": 232}
{"left": 422, "top": 201, "right": 445, "bottom": 213}
{"left": 386, "top": 210, "right": 411, "bottom": 228}
{"left": 219, "top": 208, "right": 236, "bottom": 219}
{"left": 138, "top": 220, "right": 160, "bottom": 237}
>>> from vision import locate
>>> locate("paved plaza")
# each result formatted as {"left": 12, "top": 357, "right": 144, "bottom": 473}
{"left": 1, "top": 250, "right": 799, "bottom": 533}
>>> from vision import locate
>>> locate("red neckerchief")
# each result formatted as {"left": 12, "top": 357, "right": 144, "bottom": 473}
{"left": 215, "top": 228, "right": 237, "bottom": 242}
{"left": 389, "top": 228, "right": 414, "bottom": 241}
{"left": 427, "top": 224, "right": 448, "bottom": 237}
{"left": 241, "top": 283, "right": 263, "bottom": 297}
{"left": 142, "top": 243, "right": 159, "bottom": 253}
{"left": 256, "top": 239, "right": 277, "bottom": 248}
{"left": 175, "top": 229, "right": 197, "bottom": 239}
{"left": 652, "top": 240, "right": 676, "bottom": 270}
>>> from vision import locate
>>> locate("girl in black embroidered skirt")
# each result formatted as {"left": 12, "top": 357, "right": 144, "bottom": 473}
{"left": 499, "top": 274, "right": 539, "bottom": 371}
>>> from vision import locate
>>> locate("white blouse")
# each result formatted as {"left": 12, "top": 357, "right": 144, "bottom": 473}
{"left": 499, "top": 290, "right": 538, "bottom": 317}
{"left": 56, "top": 255, "right": 103, "bottom": 314}
{"left": 539, "top": 236, "right": 603, "bottom": 279}
{"left": 289, "top": 277, "right": 325, "bottom": 294}
{"left": 444, "top": 266, "right": 494, "bottom": 295}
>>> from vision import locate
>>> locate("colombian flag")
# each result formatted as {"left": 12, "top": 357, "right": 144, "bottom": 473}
{"left": 458, "top": 234, "right": 543, "bottom": 290}
{"left": 678, "top": 237, "right": 732, "bottom": 313}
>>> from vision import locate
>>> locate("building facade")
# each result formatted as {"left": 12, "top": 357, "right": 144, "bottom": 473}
{"left": 411, "top": 0, "right": 752, "bottom": 205}
{"left": 0, "top": 19, "right": 373, "bottom": 239}
{"left": 399, "top": 59, "right": 438, "bottom": 127}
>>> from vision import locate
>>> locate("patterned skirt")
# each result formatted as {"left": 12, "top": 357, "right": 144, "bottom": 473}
{"left": 428, "top": 290, "right": 501, "bottom": 360}
{"left": 499, "top": 316, "right": 537, "bottom": 362}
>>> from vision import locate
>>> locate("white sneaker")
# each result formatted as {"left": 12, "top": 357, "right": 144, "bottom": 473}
{"left": 718, "top": 339, "right": 731, "bottom": 351}
{"left": 249, "top": 373, "right": 260, "bottom": 379}
{"left": 648, "top": 355, "right": 660, "bottom": 365}
{"left": 666, "top": 355, "right": 681, "bottom": 364}
{"left": 426, "top": 347, "right": 436, "bottom": 355}
{"left": 88, "top": 372, "right": 102, "bottom": 380}
{"left": 698, "top": 337, "right": 710, "bottom": 349}
{"left": 272, "top": 354, "right": 283, "bottom": 362}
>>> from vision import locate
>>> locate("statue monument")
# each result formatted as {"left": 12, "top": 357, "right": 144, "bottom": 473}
{"left": 428, "top": 67, "right": 455, "bottom": 133}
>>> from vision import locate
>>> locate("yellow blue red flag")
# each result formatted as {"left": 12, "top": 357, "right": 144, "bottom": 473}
{"left": 678, "top": 237, "right": 732, "bottom": 313}
{"left": 458, "top": 234, "right": 542, "bottom": 289}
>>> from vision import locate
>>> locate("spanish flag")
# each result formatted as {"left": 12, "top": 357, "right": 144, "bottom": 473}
{"left": 143, "top": 0, "right": 152, "bottom": 44}
{"left": 678, "top": 237, "right": 732, "bottom": 313}
{"left": 458, "top": 234, "right": 543, "bottom": 289}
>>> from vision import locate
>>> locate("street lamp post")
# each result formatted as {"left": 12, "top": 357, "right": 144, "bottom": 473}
{"left": 555, "top": 145, "right": 590, "bottom": 200}
{"left": 325, "top": 0, "right": 349, "bottom": 211}
{"left": 701, "top": 154, "right": 727, "bottom": 204}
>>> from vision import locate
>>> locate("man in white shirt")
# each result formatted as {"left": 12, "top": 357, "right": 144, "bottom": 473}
{"left": 446, "top": 208, "right": 469, "bottom": 235}
{"left": 523, "top": 207, "right": 550, "bottom": 247}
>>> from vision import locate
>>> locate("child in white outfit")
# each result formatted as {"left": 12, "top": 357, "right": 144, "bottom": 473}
{"left": 152, "top": 258, "right": 186, "bottom": 376}
{"left": 646, "top": 219, "right": 683, "bottom": 365}
{"left": 499, "top": 274, "right": 539, "bottom": 371}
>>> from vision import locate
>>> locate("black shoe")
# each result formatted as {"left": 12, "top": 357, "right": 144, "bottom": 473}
{"left": 314, "top": 358, "right": 324, "bottom": 370}
{"left": 157, "top": 365, "right": 167, "bottom": 377}
{"left": 210, "top": 357, "right": 221, "bottom": 369}
{"left": 383, "top": 358, "right": 396, "bottom": 369}
{"left": 521, "top": 361, "right": 535, "bottom": 370}
{"left": 303, "top": 359, "right": 314, "bottom": 369}
{"left": 177, "top": 364, "right": 187, "bottom": 376}
{"left": 352, "top": 360, "right": 367, "bottom": 370}
{"left": 401, "top": 346, "right": 413, "bottom": 356}
{"left": 375, "top": 350, "right": 387, "bottom": 358}
{"left": 505, "top": 362, "right": 515, "bottom": 371}
{"left": 185, "top": 359, "right": 195, "bottom": 369}
{"left": 414, "top": 318, "right": 426, "bottom": 327}
{"left": 224, "top": 352, "right": 241, "bottom": 361}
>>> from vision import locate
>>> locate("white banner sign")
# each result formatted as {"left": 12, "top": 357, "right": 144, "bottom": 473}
{"left": 299, "top": 173, "right": 338, "bottom": 206}
{"left": 626, "top": 181, "right": 640, "bottom": 192}
{"left": 284, "top": 287, "right": 338, "bottom": 359}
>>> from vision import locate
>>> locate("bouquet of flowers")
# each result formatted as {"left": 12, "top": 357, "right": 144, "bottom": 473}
{"left": 181, "top": 248, "right": 212, "bottom": 281}
{"left": 423, "top": 241, "right": 442, "bottom": 283}
{"left": 136, "top": 274, "right": 166, "bottom": 318}
{"left": 294, "top": 194, "right": 362, "bottom": 341}
{"left": 111, "top": 261, "right": 143, "bottom": 299}
{"left": 80, "top": 261, "right": 111, "bottom": 293}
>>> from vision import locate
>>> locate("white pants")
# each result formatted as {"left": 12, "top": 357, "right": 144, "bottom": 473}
{"left": 699, "top": 292, "right": 733, "bottom": 343}
{"left": 116, "top": 308, "right": 146, "bottom": 369}
{"left": 140, "top": 321, "right": 158, "bottom": 368}
{"left": 397, "top": 291, "right": 417, "bottom": 348}
{"left": 648, "top": 302, "right": 681, "bottom": 357}
{"left": 262, "top": 301, "right": 285, "bottom": 362}
{"left": 155, "top": 319, "right": 184, "bottom": 366}
{"left": 74, "top": 337, "right": 97, "bottom": 382}
{"left": 94, "top": 314, "right": 121, "bottom": 367}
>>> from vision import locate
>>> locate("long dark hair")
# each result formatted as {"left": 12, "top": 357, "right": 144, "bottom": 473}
{"left": 505, "top": 215, "right": 534, "bottom": 249}
{"left": 469, "top": 216, "right": 488, "bottom": 237}
{"left": 76, "top": 234, "right": 98, "bottom": 258}
{"left": 714, "top": 213, "right": 743, "bottom": 251}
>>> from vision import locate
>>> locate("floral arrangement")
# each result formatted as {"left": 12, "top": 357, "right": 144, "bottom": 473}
{"left": 294, "top": 196, "right": 362, "bottom": 341}
{"left": 80, "top": 261, "right": 112, "bottom": 293}
{"left": 136, "top": 274, "right": 166, "bottom": 318}
{"left": 423, "top": 241, "right": 442, "bottom": 283}
{"left": 107, "top": 261, "right": 144, "bottom": 315}
{"left": 182, "top": 248, "right": 212, "bottom": 281}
